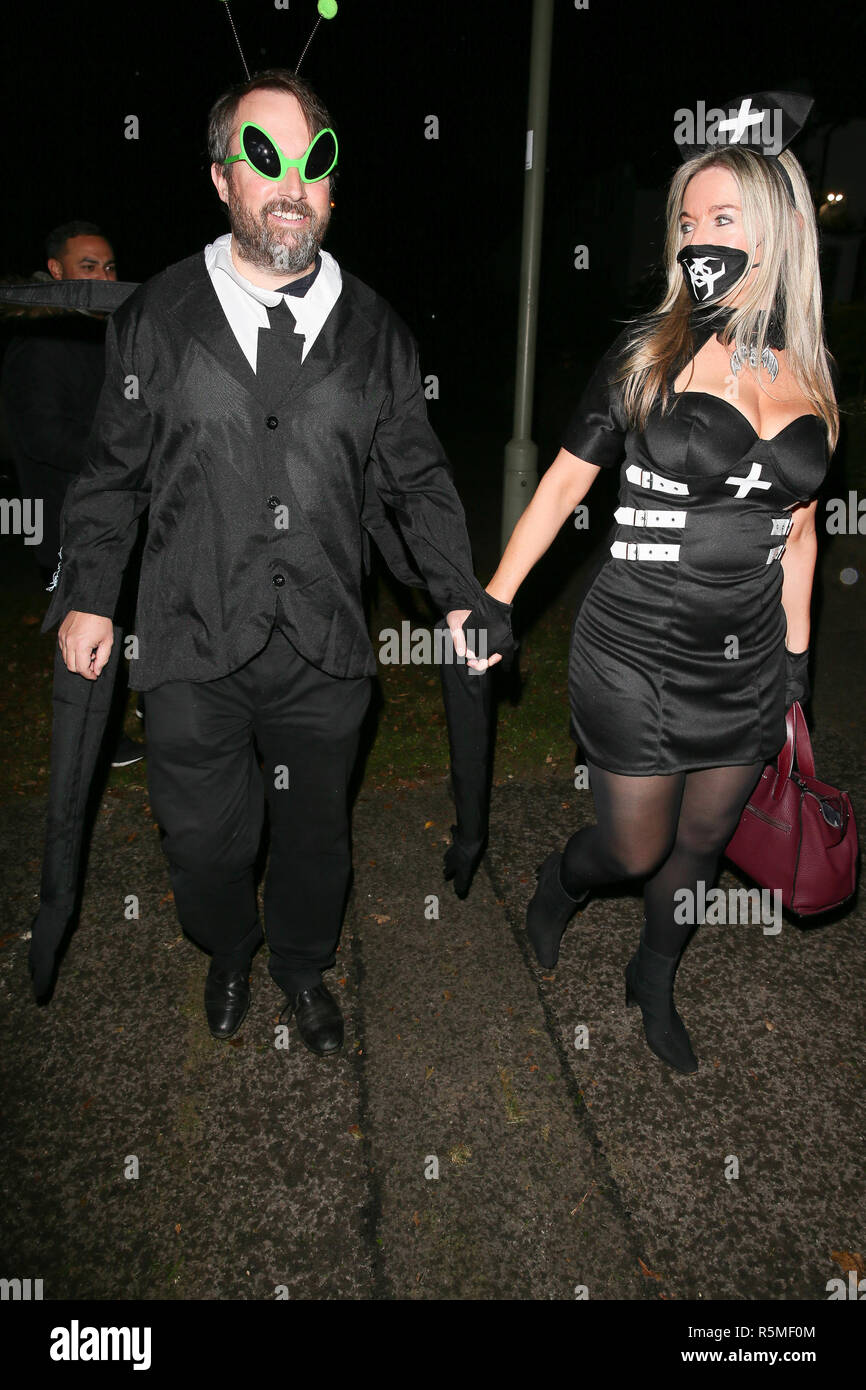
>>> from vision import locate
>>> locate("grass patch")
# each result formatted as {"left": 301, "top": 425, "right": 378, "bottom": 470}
{"left": 1, "top": 563, "right": 579, "bottom": 802}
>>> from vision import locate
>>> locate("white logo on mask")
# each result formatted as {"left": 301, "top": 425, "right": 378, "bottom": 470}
{"left": 684, "top": 256, "right": 727, "bottom": 300}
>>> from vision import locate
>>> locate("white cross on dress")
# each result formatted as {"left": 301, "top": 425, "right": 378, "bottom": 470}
{"left": 724, "top": 462, "right": 772, "bottom": 498}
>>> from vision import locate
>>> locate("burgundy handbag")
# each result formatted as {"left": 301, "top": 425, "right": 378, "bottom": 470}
{"left": 725, "top": 702, "right": 859, "bottom": 915}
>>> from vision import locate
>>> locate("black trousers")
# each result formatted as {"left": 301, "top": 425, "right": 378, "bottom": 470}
{"left": 144, "top": 623, "right": 372, "bottom": 994}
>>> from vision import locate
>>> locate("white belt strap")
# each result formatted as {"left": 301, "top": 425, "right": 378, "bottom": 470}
{"left": 766, "top": 544, "right": 786, "bottom": 564}
{"left": 625, "top": 464, "right": 689, "bottom": 496}
{"left": 610, "top": 541, "right": 681, "bottom": 562}
{"left": 614, "top": 505, "right": 686, "bottom": 528}
{"left": 771, "top": 516, "right": 794, "bottom": 537}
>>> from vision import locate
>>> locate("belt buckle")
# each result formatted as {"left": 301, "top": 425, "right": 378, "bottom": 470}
{"left": 627, "top": 542, "right": 638, "bottom": 560}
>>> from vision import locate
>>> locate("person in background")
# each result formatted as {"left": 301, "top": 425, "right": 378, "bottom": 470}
{"left": 2, "top": 220, "right": 144, "bottom": 766}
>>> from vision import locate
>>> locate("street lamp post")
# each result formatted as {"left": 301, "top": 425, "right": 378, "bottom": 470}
{"left": 500, "top": 0, "right": 555, "bottom": 552}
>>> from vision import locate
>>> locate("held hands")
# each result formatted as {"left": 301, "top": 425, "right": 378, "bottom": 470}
{"left": 446, "top": 610, "right": 501, "bottom": 672}
{"left": 446, "top": 587, "right": 516, "bottom": 673}
{"left": 57, "top": 612, "right": 114, "bottom": 680}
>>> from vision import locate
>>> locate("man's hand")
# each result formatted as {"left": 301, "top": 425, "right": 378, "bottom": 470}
{"left": 57, "top": 611, "right": 114, "bottom": 680}
{"left": 446, "top": 608, "right": 503, "bottom": 673}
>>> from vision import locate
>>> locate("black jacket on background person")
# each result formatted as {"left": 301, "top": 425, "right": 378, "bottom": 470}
{"left": 2, "top": 313, "right": 105, "bottom": 571}
{"left": 41, "top": 251, "right": 511, "bottom": 684}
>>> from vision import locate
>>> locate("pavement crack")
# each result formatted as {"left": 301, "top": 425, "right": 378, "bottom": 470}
{"left": 344, "top": 893, "right": 391, "bottom": 1299}
{"left": 482, "top": 851, "right": 657, "bottom": 1299}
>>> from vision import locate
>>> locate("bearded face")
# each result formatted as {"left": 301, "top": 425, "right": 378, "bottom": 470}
{"left": 224, "top": 169, "right": 331, "bottom": 275}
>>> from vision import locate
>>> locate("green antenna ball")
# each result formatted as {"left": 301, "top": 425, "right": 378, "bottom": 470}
{"left": 318, "top": 0, "right": 338, "bottom": 17}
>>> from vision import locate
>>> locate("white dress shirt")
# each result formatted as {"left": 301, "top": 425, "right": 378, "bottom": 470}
{"left": 204, "top": 231, "right": 342, "bottom": 368}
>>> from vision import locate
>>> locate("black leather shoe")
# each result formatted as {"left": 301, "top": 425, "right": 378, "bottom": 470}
{"left": 282, "top": 982, "right": 343, "bottom": 1056}
{"left": 204, "top": 964, "right": 250, "bottom": 1040}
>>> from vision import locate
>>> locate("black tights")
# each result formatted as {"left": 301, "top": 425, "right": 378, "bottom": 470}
{"left": 559, "top": 761, "right": 764, "bottom": 956}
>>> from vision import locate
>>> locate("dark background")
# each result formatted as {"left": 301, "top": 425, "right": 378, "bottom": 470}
{"left": 4, "top": 0, "right": 866, "bottom": 470}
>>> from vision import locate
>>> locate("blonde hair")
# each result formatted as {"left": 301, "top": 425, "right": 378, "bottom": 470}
{"left": 618, "top": 146, "right": 838, "bottom": 451}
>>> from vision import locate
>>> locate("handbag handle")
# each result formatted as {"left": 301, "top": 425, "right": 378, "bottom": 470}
{"left": 773, "top": 700, "right": 816, "bottom": 798}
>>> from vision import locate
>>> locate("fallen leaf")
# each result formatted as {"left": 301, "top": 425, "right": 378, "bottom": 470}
{"left": 175, "top": 1223, "right": 182, "bottom": 1234}
{"left": 348, "top": 1124, "right": 364, "bottom": 1141}
{"left": 830, "top": 1250, "right": 865, "bottom": 1276}
{"left": 638, "top": 1258, "right": 662, "bottom": 1281}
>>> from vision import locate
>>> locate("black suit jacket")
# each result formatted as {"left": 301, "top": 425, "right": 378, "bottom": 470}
{"left": 41, "top": 250, "right": 511, "bottom": 687}
{"left": 2, "top": 315, "right": 106, "bottom": 568}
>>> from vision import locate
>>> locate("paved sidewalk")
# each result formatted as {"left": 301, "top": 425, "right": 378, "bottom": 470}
{"left": 1, "top": 750, "right": 862, "bottom": 1300}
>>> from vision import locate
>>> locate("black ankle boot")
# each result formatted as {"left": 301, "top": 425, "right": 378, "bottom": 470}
{"left": 526, "top": 851, "right": 589, "bottom": 968}
{"left": 624, "top": 928, "right": 698, "bottom": 1074}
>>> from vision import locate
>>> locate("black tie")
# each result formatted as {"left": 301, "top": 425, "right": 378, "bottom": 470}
{"left": 255, "top": 293, "right": 303, "bottom": 401}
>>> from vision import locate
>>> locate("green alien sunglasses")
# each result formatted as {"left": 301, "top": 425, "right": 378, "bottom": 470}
{"left": 224, "top": 122, "right": 338, "bottom": 183}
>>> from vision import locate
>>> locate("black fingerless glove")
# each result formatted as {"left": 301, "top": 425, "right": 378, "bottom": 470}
{"left": 785, "top": 648, "right": 810, "bottom": 709}
{"left": 460, "top": 595, "right": 517, "bottom": 673}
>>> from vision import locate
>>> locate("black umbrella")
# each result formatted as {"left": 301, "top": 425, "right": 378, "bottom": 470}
{"left": 438, "top": 622, "right": 495, "bottom": 897}
{"left": 361, "top": 489, "right": 509, "bottom": 897}
{"left": 29, "top": 625, "right": 124, "bottom": 998}
{"left": 0, "top": 280, "right": 138, "bottom": 314}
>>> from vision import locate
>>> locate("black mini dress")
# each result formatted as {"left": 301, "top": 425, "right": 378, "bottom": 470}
{"left": 562, "top": 325, "right": 830, "bottom": 775}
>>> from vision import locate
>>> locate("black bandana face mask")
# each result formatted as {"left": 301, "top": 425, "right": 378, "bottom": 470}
{"left": 677, "top": 244, "right": 750, "bottom": 304}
